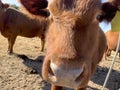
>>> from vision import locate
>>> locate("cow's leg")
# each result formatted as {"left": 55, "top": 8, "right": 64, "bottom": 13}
{"left": 51, "top": 84, "right": 63, "bottom": 90}
{"left": 39, "top": 35, "right": 45, "bottom": 52}
{"left": 104, "top": 52, "right": 107, "bottom": 60}
{"left": 7, "top": 35, "right": 17, "bottom": 54}
{"left": 104, "top": 46, "right": 108, "bottom": 60}
{"left": 119, "top": 52, "right": 120, "bottom": 57}
{"left": 105, "top": 49, "right": 111, "bottom": 60}
{"left": 40, "top": 38, "right": 45, "bottom": 52}
{"left": 107, "top": 49, "right": 111, "bottom": 56}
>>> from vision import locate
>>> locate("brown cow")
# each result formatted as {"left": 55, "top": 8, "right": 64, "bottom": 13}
{"left": 0, "top": 0, "right": 50, "bottom": 54}
{"left": 105, "top": 30, "right": 120, "bottom": 59}
{"left": 20, "top": 0, "right": 107, "bottom": 90}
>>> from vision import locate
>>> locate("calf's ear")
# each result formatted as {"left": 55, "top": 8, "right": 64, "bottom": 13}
{"left": 97, "top": 2, "right": 119, "bottom": 22}
{"left": 4, "top": 3, "right": 9, "bottom": 8}
{"left": 19, "top": 0, "right": 49, "bottom": 17}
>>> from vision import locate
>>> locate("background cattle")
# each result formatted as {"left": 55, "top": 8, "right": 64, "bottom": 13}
{"left": 105, "top": 30, "right": 120, "bottom": 59}
{"left": 19, "top": 0, "right": 107, "bottom": 90}
{"left": 0, "top": 0, "right": 49, "bottom": 54}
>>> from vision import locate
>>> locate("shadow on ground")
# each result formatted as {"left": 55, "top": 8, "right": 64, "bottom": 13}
{"left": 15, "top": 54, "right": 44, "bottom": 74}
{"left": 91, "top": 65, "right": 120, "bottom": 90}
{"left": 14, "top": 53, "right": 52, "bottom": 90}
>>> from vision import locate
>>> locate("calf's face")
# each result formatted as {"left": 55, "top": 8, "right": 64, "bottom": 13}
{"left": 42, "top": 0, "right": 106, "bottom": 89}
{"left": 20, "top": 0, "right": 106, "bottom": 89}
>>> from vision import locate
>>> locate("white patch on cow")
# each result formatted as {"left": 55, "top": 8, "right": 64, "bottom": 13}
{"left": 50, "top": 62, "right": 84, "bottom": 89}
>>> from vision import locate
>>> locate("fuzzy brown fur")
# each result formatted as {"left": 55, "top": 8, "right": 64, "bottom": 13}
{"left": 20, "top": 0, "right": 106, "bottom": 90}
{"left": 105, "top": 30, "right": 120, "bottom": 59}
{"left": 0, "top": 2, "right": 49, "bottom": 54}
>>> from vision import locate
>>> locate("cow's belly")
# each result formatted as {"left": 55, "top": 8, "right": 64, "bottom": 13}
{"left": 50, "top": 62, "right": 84, "bottom": 89}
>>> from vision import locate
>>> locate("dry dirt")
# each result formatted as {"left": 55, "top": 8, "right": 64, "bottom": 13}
{"left": 0, "top": 34, "right": 120, "bottom": 90}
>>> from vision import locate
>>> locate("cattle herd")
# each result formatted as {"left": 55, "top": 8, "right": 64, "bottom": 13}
{"left": 0, "top": 0, "right": 120, "bottom": 90}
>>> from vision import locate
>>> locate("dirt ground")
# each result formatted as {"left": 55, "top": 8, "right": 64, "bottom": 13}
{"left": 0, "top": 34, "right": 120, "bottom": 90}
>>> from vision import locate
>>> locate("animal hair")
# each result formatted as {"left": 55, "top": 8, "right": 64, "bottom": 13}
{"left": 0, "top": 2, "right": 49, "bottom": 54}
{"left": 104, "top": 30, "right": 120, "bottom": 59}
{"left": 20, "top": 0, "right": 107, "bottom": 90}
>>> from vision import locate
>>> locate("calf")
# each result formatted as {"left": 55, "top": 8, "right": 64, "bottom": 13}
{"left": 20, "top": 0, "right": 107, "bottom": 90}
{"left": 105, "top": 30, "right": 120, "bottom": 59}
{"left": 0, "top": 0, "right": 49, "bottom": 54}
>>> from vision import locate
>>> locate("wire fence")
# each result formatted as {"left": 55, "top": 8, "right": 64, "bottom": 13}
{"left": 102, "top": 32, "right": 120, "bottom": 90}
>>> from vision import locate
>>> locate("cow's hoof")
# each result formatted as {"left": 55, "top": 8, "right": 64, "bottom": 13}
{"left": 7, "top": 51, "right": 14, "bottom": 55}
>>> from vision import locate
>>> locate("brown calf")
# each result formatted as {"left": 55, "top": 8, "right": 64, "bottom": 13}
{"left": 105, "top": 30, "right": 120, "bottom": 59}
{"left": 20, "top": 0, "right": 107, "bottom": 90}
{"left": 0, "top": 0, "right": 49, "bottom": 54}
